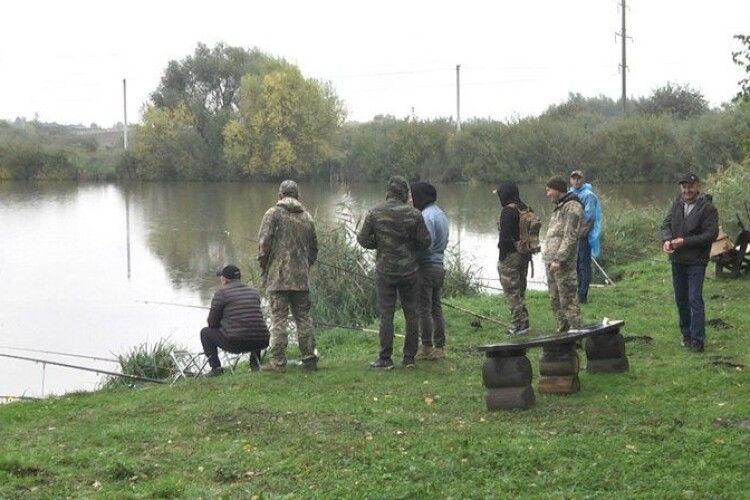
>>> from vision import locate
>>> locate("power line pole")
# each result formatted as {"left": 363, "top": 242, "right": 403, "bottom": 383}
{"left": 122, "top": 78, "right": 128, "bottom": 150}
{"left": 616, "top": 0, "right": 630, "bottom": 115}
{"left": 456, "top": 64, "right": 461, "bottom": 131}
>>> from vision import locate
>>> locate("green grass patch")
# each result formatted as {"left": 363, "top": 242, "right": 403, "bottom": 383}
{"left": 0, "top": 262, "right": 748, "bottom": 497}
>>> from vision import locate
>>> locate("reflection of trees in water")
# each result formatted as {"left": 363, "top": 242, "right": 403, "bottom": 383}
{"left": 121, "top": 181, "right": 677, "bottom": 302}
{"left": 0, "top": 181, "right": 80, "bottom": 206}
{"left": 122, "top": 183, "right": 279, "bottom": 301}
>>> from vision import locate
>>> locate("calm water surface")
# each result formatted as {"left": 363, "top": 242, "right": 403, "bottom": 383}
{"left": 0, "top": 181, "right": 675, "bottom": 398}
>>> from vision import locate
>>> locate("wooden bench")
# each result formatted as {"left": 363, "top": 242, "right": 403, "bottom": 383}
{"left": 477, "top": 320, "right": 627, "bottom": 410}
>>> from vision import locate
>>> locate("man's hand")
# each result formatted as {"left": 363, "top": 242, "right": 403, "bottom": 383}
{"left": 670, "top": 237, "right": 686, "bottom": 250}
{"left": 549, "top": 260, "right": 561, "bottom": 272}
{"left": 662, "top": 240, "right": 673, "bottom": 253}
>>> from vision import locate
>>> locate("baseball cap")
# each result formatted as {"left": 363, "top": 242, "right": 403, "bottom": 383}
{"left": 570, "top": 170, "right": 584, "bottom": 178}
{"left": 216, "top": 264, "right": 241, "bottom": 280}
{"left": 678, "top": 172, "right": 699, "bottom": 184}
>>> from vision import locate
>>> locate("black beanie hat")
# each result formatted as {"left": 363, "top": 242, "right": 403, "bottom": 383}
{"left": 410, "top": 182, "right": 437, "bottom": 210}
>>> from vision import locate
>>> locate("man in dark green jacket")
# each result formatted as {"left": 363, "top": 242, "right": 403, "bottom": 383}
{"left": 661, "top": 173, "right": 719, "bottom": 353}
{"left": 357, "top": 176, "right": 431, "bottom": 369}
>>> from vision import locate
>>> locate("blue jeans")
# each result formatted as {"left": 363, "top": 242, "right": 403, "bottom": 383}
{"left": 576, "top": 237, "right": 592, "bottom": 301}
{"left": 671, "top": 262, "right": 707, "bottom": 342}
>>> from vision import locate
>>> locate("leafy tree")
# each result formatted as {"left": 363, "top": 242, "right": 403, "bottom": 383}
{"left": 732, "top": 34, "right": 750, "bottom": 103}
{"left": 636, "top": 83, "right": 709, "bottom": 119}
{"left": 224, "top": 64, "right": 344, "bottom": 178}
{"left": 150, "top": 43, "right": 281, "bottom": 176}
{"left": 131, "top": 104, "right": 209, "bottom": 180}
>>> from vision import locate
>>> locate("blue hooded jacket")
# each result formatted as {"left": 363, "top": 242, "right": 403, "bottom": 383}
{"left": 569, "top": 182, "right": 602, "bottom": 258}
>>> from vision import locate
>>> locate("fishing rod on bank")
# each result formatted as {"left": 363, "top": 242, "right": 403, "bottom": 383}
{"left": 0, "top": 352, "right": 166, "bottom": 385}
{"left": 0, "top": 344, "right": 119, "bottom": 363}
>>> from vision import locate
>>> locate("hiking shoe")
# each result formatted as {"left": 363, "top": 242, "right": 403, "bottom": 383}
{"left": 206, "top": 367, "right": 224, "bottom": 377}
{"left": 260, "top": 362, "right": 286, "bottom": 373}
{"left": 302, "top": 358, "right": 318, "bottom": 371}
{"left": 402, "top": 358, "right": 417, "bottom": 369}
{"left": 680, "top": 337, "right": 692, "bottom": 348}
{"left": 690, "top": 339, "right": 705, "bottom": 353}
{"left": 428, "top": 347, "right": 445, "bottom": 360}
{"left": 415, "top": 345, "right": 434, "bottom": 361}
{"left": 370, "top": 358, "right": 394, "bottom": 370}
{"left": 507, "top": 324, "right": 530, "bottom": 337}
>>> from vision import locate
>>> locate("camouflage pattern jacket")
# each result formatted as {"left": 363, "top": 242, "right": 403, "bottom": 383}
{"left": 258, "top": 197, "right": 318, "bottom": 292}
{"left": 357, "top": 179, "right": 431, "bottom": 277}
{"left": 542, "top": 193, "right": 584, "bottom": 265}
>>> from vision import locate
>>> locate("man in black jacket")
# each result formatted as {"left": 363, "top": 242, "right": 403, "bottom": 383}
{"left": 495, "top": 182, "right": 532, "bottom": 336}
{"left": 201, "top": 265, "right": 270, "bottom": 375}
{"left": 661, "top": 173, "right": 719, "bottom": 353}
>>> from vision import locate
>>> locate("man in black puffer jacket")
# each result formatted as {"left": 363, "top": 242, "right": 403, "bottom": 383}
{"left": 201, "top": 265, "right": 270, "bottom": 375}
{"left": 661, "top": 173, "right": 719, "bottom": 353}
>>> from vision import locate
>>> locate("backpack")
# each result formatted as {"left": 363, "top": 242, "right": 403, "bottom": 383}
{"left": 509, "top": 203, "right": 542, "bottom": 255}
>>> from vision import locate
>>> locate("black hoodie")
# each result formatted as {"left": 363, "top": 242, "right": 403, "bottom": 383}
{"left": 496, "top": 182, "right": 529, "bottom": 261}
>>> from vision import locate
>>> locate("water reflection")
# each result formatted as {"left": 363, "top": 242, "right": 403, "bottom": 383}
{"left": 0, "top": 180, "right": 675, "bottom": 399}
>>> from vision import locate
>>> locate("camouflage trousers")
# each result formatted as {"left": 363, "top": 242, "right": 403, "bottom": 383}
{"left": 546, "top": 262, "right": 581, "bottom": 334}
{"left": 497, "top": 253, "right": 530, "bottom": 328}
{"left": 268, "top": 291, "right": 316, "bottom": 365}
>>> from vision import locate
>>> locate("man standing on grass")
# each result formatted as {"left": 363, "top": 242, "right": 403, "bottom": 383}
{"left": 357, "top": 175, "right": 431, "bottom": 370}
{"left": 569, "top": 170, "right": 602, "bottom": 304}
{"left": 410, "top": 181, "right": 450, "bottom": 361}
{"left": 495, "top": 181, "right": 538, "bottom": 336}
{"left": 661, "top": 173, "right": 718, "bottom": 353}
{"left": 258, "top": 180, "right": 319, "bottom": 371}
{"left": 201, "top": 265, "right": 270, "bottom": 376}
{"left": 542, "top": 176, "right": 584, "bottom": 334}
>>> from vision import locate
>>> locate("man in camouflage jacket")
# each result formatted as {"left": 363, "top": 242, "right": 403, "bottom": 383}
{"left": 357, "top": 176, "right": 431, "bottom": 369}
{"left": 258, "top": 180, "right": 319, "bottom": 371}
{"left": 542, "top": 176, "right": 584, "bottom": 334}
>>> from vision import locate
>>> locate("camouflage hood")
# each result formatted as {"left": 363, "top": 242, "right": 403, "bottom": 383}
{"left": 386, "top": 176, "right": 410, "bottom": 203}
{"left": 276, "top": 196, "right": 305, "bottom": 213}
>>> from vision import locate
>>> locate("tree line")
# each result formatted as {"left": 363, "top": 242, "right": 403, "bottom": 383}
{"left": 2, "top": 40, "right": 749, "bottom": 183}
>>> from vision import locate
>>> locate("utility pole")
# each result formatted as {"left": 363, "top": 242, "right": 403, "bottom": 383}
{"left": 122, "top": 78, "right": 128, "bottom": 150}
{"left": 456, "top": 64, "right": 461, "bottom": 131}
{"left": 616, "top": 0, "right": 630, "bottom": 115}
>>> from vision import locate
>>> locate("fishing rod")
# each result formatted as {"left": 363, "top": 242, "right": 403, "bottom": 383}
{"left": 0, "top": 352, "right": 166, "bottom": 384}
{"left": 248, "top": 237, "right": 511, "bottom": 328}
{"left": 591, "top": 256, "right": 615, "bottom": 286}
{"left": 0, "top": 345, "right": 118, "bottom": 363}
{"left": 138, "top": 300, "right": 384, "bottom": 335}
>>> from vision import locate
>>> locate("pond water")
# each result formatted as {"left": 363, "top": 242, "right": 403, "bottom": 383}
{"left": 0, "top": 181, "right": 676, "bottom": 398}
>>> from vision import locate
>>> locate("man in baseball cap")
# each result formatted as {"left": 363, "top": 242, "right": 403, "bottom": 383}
{"left": 661, "top": 172, "right": 719, "bottom": 353}
{"left": 200, "top": 265, "right": 270, "bottom": 375}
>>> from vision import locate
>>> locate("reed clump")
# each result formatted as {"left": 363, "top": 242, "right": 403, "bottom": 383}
{"left": 104, "top": 340, "right": 182, "bottom": 387}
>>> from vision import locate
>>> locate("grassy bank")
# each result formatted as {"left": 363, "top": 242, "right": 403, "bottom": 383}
{"left": 0, "top": 261, "right": 748, "bottom": 498}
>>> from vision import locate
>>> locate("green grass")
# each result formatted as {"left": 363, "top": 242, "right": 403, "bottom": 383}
{"left": 0, "top": 261, "right": 748, "bottom": 498}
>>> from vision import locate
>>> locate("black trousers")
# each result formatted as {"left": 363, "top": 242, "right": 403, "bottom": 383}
{"left": 200, "top": 327, "right": 269, "bottom": 369}
{"left": 376, "top": 271, "right": 420, "bottom": 361}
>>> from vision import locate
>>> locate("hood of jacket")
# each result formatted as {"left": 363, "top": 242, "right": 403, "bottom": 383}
{"left": 277, "top": 196, "right": 305, "bottom": 213}
{"left": 496, "top": 182, "right": 523, "bottom": 207}
{"left": 410, "top": 181, "right": 437, "bottom": 210}
{"left": 386, "top": 175, "right": 410, "bottom": 203}
{"left": 554, "top": 191, "right": 581, "bottom": 211}
{"left": 570, "top": 182, "right": 594, "bottom": 196}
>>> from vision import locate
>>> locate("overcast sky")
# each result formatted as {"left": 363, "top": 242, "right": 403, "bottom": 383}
{"left": 1, "top": 0, "right": 748, "bottom": 126}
